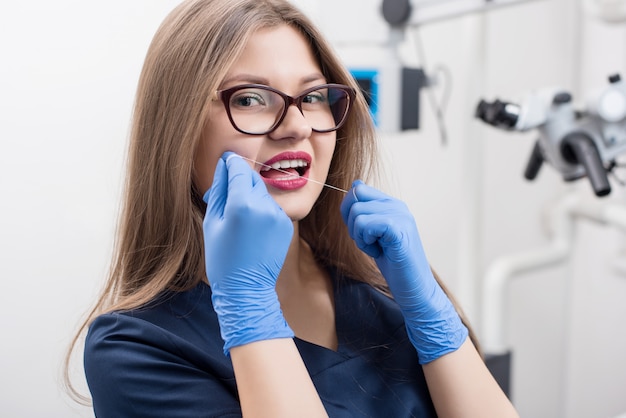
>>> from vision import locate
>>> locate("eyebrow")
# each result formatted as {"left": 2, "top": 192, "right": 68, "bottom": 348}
{"left": 220, "top": 73, "right": 327, "bottom": 87}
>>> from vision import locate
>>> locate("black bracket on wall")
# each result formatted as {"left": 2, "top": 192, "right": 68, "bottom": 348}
{"left": 401, "top": 67, "right": 426, "bottom": 130}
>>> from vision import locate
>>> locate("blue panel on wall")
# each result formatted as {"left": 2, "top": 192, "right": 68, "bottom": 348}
{"left": 350, "top": 68, "right": 379, "bottom": 127}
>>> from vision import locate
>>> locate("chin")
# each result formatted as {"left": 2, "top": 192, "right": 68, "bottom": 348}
{"left": 284, "top": 207, "right": 313, "bottom": 222}
{"left": 269, "top": 186, "right": 321, "bottom": 222}
{"left": 272, "top": 198, "right": 314, "bottom": 222}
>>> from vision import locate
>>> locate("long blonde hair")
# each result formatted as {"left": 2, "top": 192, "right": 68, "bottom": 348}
{"left": 64, "top": 0, "right": 479, "bottom": 403}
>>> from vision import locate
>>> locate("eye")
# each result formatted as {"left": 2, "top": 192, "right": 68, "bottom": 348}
{"left": 302, "top": 90, "right": 328, "bottom": 105}
{"left": 230, "top": 90, "right": 267, "bottom": 108}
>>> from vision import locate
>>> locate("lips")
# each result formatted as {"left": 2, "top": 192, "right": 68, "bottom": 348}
{"left": 259, "top": 151, "right": 311, "bottom": 190}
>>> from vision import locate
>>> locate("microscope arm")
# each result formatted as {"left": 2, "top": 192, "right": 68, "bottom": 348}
{"left": 524, "top": 140, "right": 544, "bottom": 180}
{"left": 561, "top": 132, "right": 611, "bottom": 197}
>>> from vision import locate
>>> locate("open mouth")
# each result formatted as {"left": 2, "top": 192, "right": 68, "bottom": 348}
{"left": 259, "top": 159, "right": 309, "bottom": 179}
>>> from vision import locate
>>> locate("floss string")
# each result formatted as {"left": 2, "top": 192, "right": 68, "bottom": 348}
{"left": 237, "top": 155, "right": 349, "bottom": 194}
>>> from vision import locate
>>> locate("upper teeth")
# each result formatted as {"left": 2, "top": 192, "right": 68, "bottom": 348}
{"left": 261, "top": 159, "right": 308, "bottom": 171}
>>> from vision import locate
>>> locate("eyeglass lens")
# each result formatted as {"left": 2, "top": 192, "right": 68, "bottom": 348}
{"left": 226, "top": 86, "right": 350, "bottom": 134}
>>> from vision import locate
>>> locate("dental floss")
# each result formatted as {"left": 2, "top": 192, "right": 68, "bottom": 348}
{"left": 236, "top": 155, "right": 349, "bottom": 194}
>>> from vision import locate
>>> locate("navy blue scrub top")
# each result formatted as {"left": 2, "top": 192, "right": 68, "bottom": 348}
{"left": 84, "top": 272, "right": 437, "bottom": 417}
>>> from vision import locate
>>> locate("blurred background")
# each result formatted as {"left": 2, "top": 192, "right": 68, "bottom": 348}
{"left": 1, "top": 0, "right": 625, "bottom": 417}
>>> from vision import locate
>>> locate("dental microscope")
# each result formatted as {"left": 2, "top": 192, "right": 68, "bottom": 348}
{"left": 476, "top": 74, "right": 626, "bottom": 196}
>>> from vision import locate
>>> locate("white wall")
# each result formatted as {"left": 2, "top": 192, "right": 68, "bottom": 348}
{"left": 1, "top": 1, "right": 625, "bottom": 417}
{"left": 0, "top": 2, "right": 181, "bottom": 417}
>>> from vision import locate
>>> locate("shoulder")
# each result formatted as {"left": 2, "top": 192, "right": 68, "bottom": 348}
{"left": 84, "top": 282, "right": 241, "bottom": 417}
{"left": 86, "top": 282, "right": 223, "bottom": 360}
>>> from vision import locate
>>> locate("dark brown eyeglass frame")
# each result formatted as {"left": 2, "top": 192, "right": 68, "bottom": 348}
{"left": 216, "top": 83, "right": 356, "bottom": 135}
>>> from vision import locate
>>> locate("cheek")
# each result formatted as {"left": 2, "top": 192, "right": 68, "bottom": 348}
{"left": 194, "top": 110, "right": 240, "bottom": 193}
{"left": 194, "top": 104, "right": 236, "bottom": 190}
{"left": 194, "top": 120, "right": 260, "bottom": 194}
{"left": 193, "top": 139, "right": 221, "bottom": 195}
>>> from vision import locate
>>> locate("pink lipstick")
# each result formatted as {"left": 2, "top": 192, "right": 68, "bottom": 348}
{"left": 259, "top": 151, "right": 311, "bottom": 191}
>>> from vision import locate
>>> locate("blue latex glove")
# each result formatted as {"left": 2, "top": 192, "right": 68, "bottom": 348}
{"left": 340, "top": 180, "right": 468, "bottom": 364}
{"left": 203, "top": 152, "right": 294, "bottom": 355}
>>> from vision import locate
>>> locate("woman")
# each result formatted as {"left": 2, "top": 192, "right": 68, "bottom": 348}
{"left": 65, "top": 0, "right": 519, "bottom": 416}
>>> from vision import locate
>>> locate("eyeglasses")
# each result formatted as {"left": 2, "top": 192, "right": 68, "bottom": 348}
{"left": 216, "top": 83, "right": 356, "bottom": 135}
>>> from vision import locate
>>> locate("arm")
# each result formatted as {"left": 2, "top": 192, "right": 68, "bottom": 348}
{"left": 340, "top": 181, "right": 518, "bottom": 418}
{"left": 230, "top": 339, "right": 327, "bottom": 417}
{"left": 424, "top": 339, "right": 518, "bottom": 417}
{"left": 203, "top": 153, "right": 327, "bottom": 417}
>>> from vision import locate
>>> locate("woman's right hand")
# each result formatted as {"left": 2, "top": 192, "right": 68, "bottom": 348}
{"left": 203, "top": 152, "right": 294, "bottom": 355}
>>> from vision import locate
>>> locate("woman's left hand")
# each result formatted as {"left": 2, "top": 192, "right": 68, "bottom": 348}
{"left": 340, "top": 180, "right": 467, "bottom": 364}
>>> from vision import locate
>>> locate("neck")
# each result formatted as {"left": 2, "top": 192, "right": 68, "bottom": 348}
{"left": 276, "top": 222, "right": 338, "bottom": 350}
{"left": 277, "top": 222, "right": 315, "bottom": 286}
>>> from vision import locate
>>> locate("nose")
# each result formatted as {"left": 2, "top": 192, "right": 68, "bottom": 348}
{"left": 268, "top": 104, "right": 312, "bottom": 140}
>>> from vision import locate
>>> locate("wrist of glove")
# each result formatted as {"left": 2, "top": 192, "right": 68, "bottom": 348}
{"left": 340, "top": 180, "right": 467, "bottom": 364}
{"left": 211, "top": 285, "right": 293, "bottom": 355}
{"left": 203, "top": 152, "right": 294, "bottom": 356}
{"left": 395, "top": 281, "right": 468, "bottom": 364}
